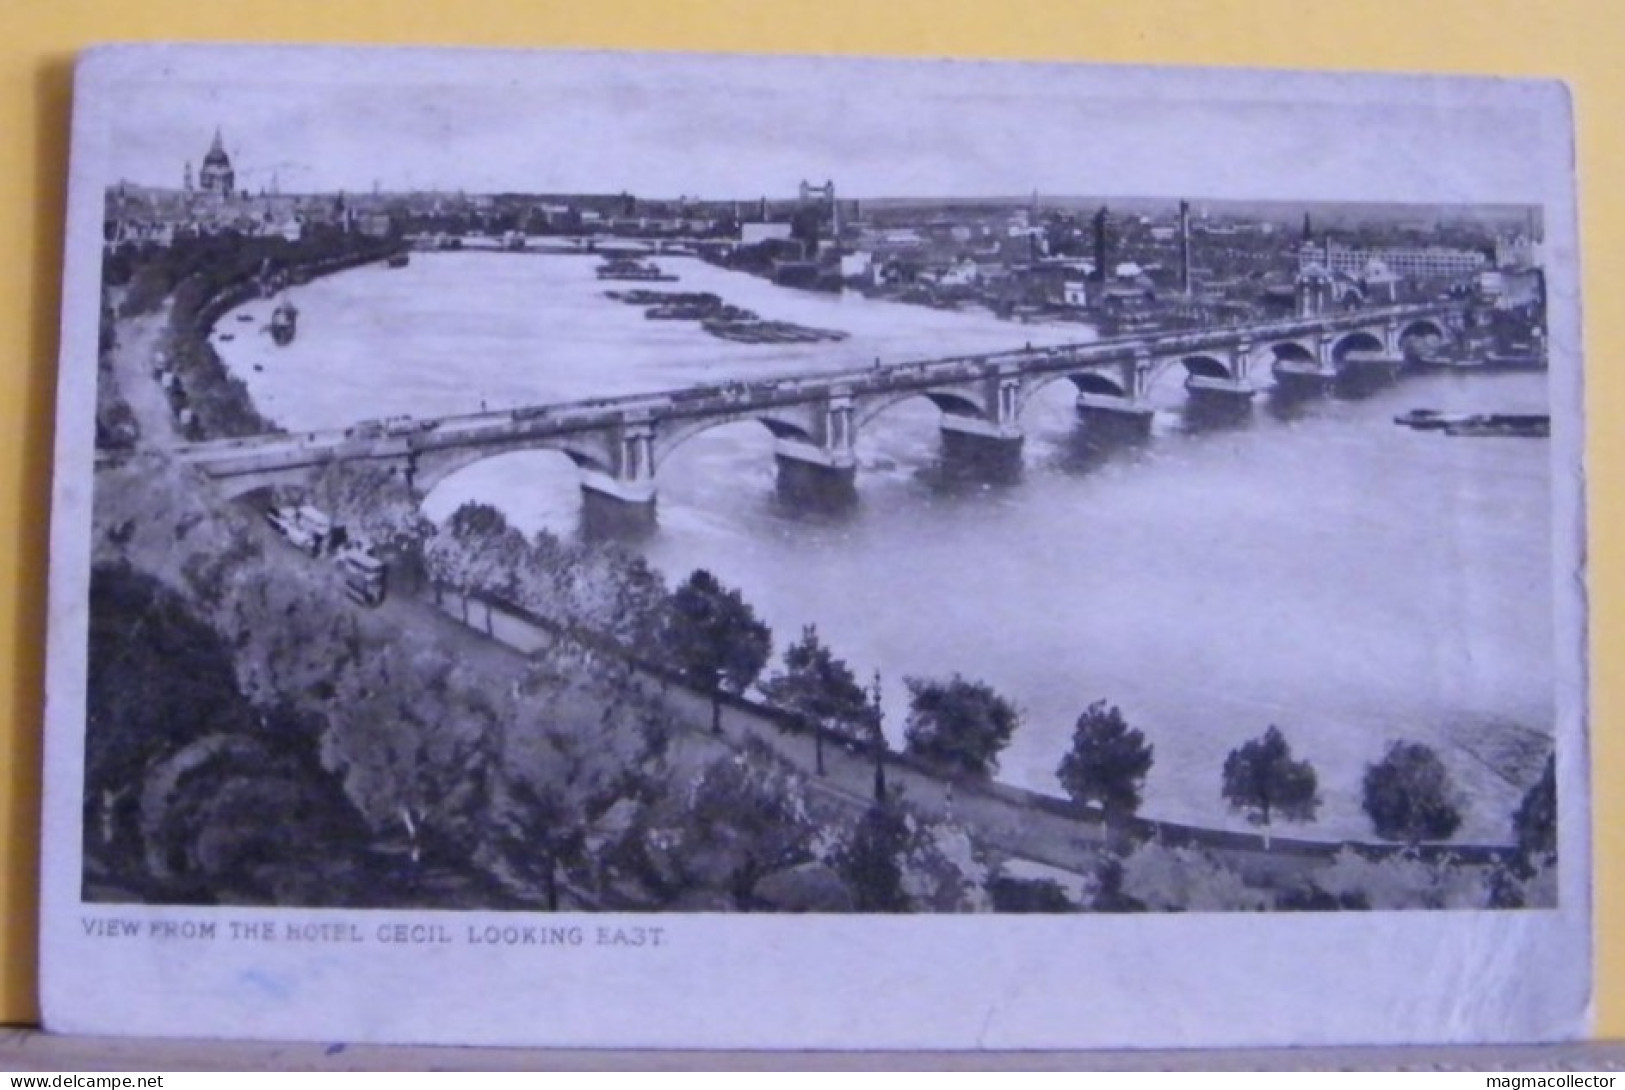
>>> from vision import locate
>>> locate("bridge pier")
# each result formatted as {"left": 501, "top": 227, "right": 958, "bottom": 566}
{"left": 938, "top": 413, "right": 1024, "bottom": 484}
{"left": 1269, "top": 362, "right": 1336, "bottom": 396}
{"left": 1182, "top": 383, "right": 1255, "bottom": 429}
{"left": 579, "top": 473, "right": 657, "bottom": 540}
{"left": 1075, "top": 392, "right": 1154, "bottom": 441}
{"left": 1184, "top": 375, "right": 1257, "bottom": 400}
{"left": 774, "top": 439, "right": 858, "bottom": 511}
{"left": 1073, "top": 348, "right": 1155, "bottom": 441}
{"left": 578, "top": 420, "right": 658, "bottom": 539}
{"left": 1335, "top": 354, "right": 1404, "bottom": 397}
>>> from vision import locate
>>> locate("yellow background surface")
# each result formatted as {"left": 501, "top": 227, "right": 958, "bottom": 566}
{"left": 0, "top": 0, "right": 1615, "bottom": 1039}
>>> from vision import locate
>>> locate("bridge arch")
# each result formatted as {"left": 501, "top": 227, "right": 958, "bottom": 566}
{"left": 1399, "top": 317, "right": 1448, "bottom": 340}
{"left": 1181, "top": 354, "right": 1235, "bottom": 381}
{"left": 853, "top": 387, "right": 988, "bottom": 430}
{"left": 650, "top": 410, "right": 817, "bottom": 472}
{"left": 224, "top": 480, "right": 292, "bottom": 511}
{"left": 1330, "top": 330, "right": 1386, "bottom": 360}
{"left": 1016, "top": 368, "right": 1131, "bottom": 412}
{"left": 412, "top": 438, "right": 614, "bottom": 497}
{"left": 419, "top": 448, "right": 590, "bottom": 539}
{"left": 1267, "top": 340, "right": 1318, "bottom": 365}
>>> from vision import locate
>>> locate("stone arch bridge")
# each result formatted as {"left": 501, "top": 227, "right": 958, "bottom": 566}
{"left": 163, "top": 303, "right": 1462, "bottom": 529}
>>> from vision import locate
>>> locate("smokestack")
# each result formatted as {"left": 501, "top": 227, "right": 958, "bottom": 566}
{"left": 1093, "top": 205, "right": 1110, "bottom": 284}
{"left": 1179, "top": 200, "right": 1192, "bottom": 296}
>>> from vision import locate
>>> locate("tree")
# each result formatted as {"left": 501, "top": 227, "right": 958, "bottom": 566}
{"left": 988, "top": 875, "right": 1075, "bottom": 913}
{"left": 760, "top": 625, "right": 870, "bottom": 775}
{"left": 1512, "top": 753, "right": 1557, "bottom": 859}
{"left": 85, "top": 565, "right": 255, "bottom": 867}
{"left": 1361, "top": 741, "right": 1464, "bottom": 845}
{"left": 902, "top": 674, "right": 1020, "bottom": 778}
{"left": 658, "top": 569, "right": 772, "bottom": 732}
{"left": 832, "top": 800, "right": 912, "bottom": 912}
{"left": 680, "top": 746, "right": 819, "bottom": 907}
{"left": 1220, "top": 725, "right": 1321, "bottom": 848}
{"left": 489, "top": 778, "right": 586, "bottom": 912}
{"left": 1055, "top": 700, "right": 1154, "bottom": 827}
{"left": 423, "top": 501, "right": 529, "bottom": 616}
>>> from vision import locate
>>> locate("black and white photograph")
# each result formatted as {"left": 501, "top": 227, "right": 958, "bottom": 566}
{"left": 40, "top": 46, "right": 1589, "bottom": 1048}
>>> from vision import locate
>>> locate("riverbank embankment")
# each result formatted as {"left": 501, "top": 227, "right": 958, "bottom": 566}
{"left": 102, "top": 236, "right": 406, "bottom": 445}
{"left": 434, "top": 586, "right": 1524, "bottom": 891}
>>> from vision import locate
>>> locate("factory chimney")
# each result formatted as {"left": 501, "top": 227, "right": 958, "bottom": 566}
{"left": 1179, "top": 200, "right": 1193, "bottom": 296}
{"left": 1092, "top": 205, "right": 1110, "bottom": 284}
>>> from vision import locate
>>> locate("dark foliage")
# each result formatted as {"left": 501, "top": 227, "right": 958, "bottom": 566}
{"left": 761, "top": 625, "right": 872, "bottom": 751}
{"left": 1220, "top": 725, "right": 1320, "bottom": 842}
{"left": 902, "top": 673, "right": 1020, "bottom": 778}
{"left": 988, "top": 875, "right": 1075, "bottom": 913}
{"left": 85, "top": 564, "right": 370, "bottom": 903}
{"left": 1512, "top": 753, "right": 1557, "bottom": 859}
{"left": 833, "top": 801, "right": 912, "bottom": 913}
{"left": 1087, "top": 857, "right": 1147, "bottom": 913}
{"left": 1055, "top": 700, "right": 1154, "bottom": 823}
{"left": 658, "top": 569, "right": 772, "bottom": 730}
{"left": 86, "top": 564, "right": 255, "bottom": 860}
{"left": 1361, "top": 741, "right": 1463, "bottom": 844}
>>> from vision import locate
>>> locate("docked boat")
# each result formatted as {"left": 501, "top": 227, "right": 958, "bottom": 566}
{"left": 1443, "top": 413, "right": 1550, "bottom": 438}
{"left": 386, "top": 251, "right": 410, "bottom": 269}
{"left": 1483, "top": 347, "right": 1547, "bottom": 370}
{"left": 1393, "top": 409, "right": 1472, "bottom": 430}
{"left": 596, "top": 258, "right": 677, "bottom": 282}
{"left": 269, "top": 297, "right": 299, "bottom": 346}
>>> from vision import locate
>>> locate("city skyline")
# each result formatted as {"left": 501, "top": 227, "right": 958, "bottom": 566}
{"left": 102, "top": 47, "right": 1556, "bottom": 204}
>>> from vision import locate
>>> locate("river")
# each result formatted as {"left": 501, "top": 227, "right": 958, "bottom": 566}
{"left": 214, "top": 251, "right": 1556, "bottom": 842}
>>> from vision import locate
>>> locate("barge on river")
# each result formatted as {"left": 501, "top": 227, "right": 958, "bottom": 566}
{"left": 269, "top": 297, "right": 299, "bottom": 346}
{"left": 596, "top": 258, "right": 677, "bottom": 282}
{"left": 1394, "top": 409, "right": 1549, "bottom": 437}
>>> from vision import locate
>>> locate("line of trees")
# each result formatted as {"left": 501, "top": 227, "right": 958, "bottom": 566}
{"left": 588, "top": 543, "right": 1556, "bottom": 859}
{"left": 339, "top": 494, "right": 1562, "bottom": 867}
{"left": 1043, "top": 703, "right": 1555, "bottom": 857}
{"left": 411, "top": 499, "right": 1561, "bottom": 890}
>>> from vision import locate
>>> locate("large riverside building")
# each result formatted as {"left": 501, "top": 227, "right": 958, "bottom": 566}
{"left": 1298, "top": 238, "right": 1488, "bottom": 280}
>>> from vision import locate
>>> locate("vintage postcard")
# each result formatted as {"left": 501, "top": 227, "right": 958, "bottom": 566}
{"left": 40, "top": 45, "right": 1588, "bottom": 1048}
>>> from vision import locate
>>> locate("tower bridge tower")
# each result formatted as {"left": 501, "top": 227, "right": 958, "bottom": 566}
{"left": 798, "top": 179, "right": 840, "bottom": 243}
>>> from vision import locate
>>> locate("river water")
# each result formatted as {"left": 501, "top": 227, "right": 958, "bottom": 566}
{"left": 215, "top": 252, "right": 1556, "bottom": 842}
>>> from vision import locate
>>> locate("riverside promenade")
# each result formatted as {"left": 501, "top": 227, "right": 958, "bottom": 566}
{"left": 429, "top": 589, "right": 1517, "bottom": 890}
{"left": 431, "top": 588, "right": 1119, "bottom": 881}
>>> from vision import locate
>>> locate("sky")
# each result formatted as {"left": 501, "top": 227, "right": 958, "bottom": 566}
{"left": 93, "top": 47, "right": 1562, "bottom": 205}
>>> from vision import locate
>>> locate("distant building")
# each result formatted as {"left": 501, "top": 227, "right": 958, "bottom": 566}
{"left": 839, "top": 250, "right": 874, "bottom": 282}
{"left": 1495, "top": 234, "right": 1542, "bottom": 270}
{"left": 198, "top": 128, "right": 235, "bottom": 198}
{"left": 355, "top": 212, "right": 394, "bottom": 239}
{"left": 741, "top": 222, "right": 794, "bottom": 245}
{"left": 936, "top": 256, "right": 979, "bottom": 287}
{"left": 1300, "top": 239, "right": 1487, "bottom": 280}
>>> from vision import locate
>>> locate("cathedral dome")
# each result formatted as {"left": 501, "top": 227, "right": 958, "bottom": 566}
{"left": 198, "top": 128, "right": 234, "bottom": 196}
